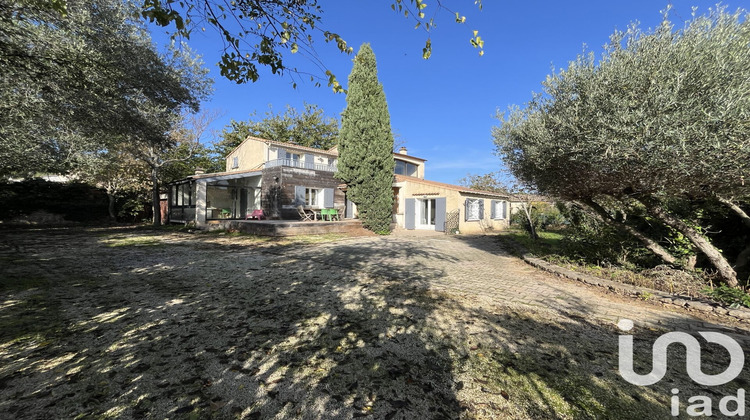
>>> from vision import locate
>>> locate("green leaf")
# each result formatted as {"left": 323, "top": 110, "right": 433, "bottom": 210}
{"left": 422, "top": 38, "right": 432, "bottom": 59}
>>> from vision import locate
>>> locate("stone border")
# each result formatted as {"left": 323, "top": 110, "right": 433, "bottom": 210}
{"left": 519, "top": 253, "right": 750, "bottom": 323}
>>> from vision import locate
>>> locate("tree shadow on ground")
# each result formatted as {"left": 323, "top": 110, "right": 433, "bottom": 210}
{"left": 436, "top": 294, "right": 750, "bottom": 419}
{"left": 452, "top": 233, "right": 750, "bottom": 339}
{"left": 0, "top": 228, "right": 461, "bottom": 418}
{"left": 0, "top": 228, "right": 748, "bottom": 419}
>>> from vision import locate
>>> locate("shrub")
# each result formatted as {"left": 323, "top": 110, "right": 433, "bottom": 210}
{"left": 703, "top": 285, "right": 750, "bottom": 309}
{"left": 0, "top": 179, "right": 108, "bottom": 222}
{"left": 510, "top": 202, "right": 567, "bottom": 233}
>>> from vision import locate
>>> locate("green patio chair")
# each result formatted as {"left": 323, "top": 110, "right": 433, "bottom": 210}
{"left": 323, "top": 208, "right": 338, "bottom": 221}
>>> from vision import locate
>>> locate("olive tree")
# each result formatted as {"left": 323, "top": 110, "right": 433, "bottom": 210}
{"left": 1, "top": 0, "right": 211, "bottom": 180}
{"left": 494, "top": 6, "right": 750, "bottom": 287}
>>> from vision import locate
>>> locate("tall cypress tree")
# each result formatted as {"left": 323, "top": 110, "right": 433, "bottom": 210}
{"left": 336, "top": 43, "right": 395, "bottom": 234}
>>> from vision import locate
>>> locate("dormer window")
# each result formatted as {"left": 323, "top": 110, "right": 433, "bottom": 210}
{"left": 395, "top": 160, "right": 418, "bottom": 177}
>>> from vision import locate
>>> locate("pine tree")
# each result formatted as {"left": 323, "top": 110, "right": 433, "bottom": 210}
{"left": 336, "top": 43, "right": 395, "bottom": 234}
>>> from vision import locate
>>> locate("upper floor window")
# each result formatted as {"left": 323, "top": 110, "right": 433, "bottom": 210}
{"left": 395, "top": 160, "right": 418, "bottom": 177}
{"left": 231, "top": 156, "right": 239, "bottom": 169}
{"left": 286, "top": 152, "right": 300, "bottom": 161}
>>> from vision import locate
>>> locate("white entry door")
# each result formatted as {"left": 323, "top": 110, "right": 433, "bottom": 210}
{"left": 417, "top": 198, "right": 436, "bottom": 229}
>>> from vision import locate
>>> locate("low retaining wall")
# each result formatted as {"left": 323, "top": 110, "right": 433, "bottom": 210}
{"left": 204, "top": 219, "right": 368, "bottom": 237}
{"left": 522, "top": 254, "right": 750, "bottom": 323}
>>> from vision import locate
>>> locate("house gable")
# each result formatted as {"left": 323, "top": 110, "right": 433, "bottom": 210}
{"left": 225, "top": 136, "right": 338, "bottom": 172}
{"left": 225, "top": 137, "right": 267, "bottom": 172}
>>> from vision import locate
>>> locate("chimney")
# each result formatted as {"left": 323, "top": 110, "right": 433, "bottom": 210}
{"left": 398, "top": 147, "right": 408, "bottom": 155}
{"left": 194, "top": 168, "right": 205, "bottom": 175}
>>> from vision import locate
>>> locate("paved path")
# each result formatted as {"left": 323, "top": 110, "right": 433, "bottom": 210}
{"left": 285, "top": 233, "right": 750, "bottom": 342}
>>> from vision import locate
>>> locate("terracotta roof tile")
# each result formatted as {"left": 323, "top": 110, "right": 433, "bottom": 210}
{"left": 393, "top": 175, "right": 511, "bottom": 198}
{"left": 226, "top": 136, "right": 339, "bottom": 157}
{"left": 393, "top": 153, "right": 426, "bottom": 162}
{"left": 227, "top": 136, "right": 428, "bottom": 162}
{"left": 189, "top": 167, "right": 262, "bottom": 179}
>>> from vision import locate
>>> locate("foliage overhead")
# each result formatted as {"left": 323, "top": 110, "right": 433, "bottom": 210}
{"left": 336, "top": 43, "right": 396, "bottom": 234}
{"left": 494, "top": 5, "right": 750, "bottom": 202}
{"left": 215, "top": 103, "right": 339, "bottom": 158}
{"left": 140, "top": 0, "right": 484, "bottom": 89}
{"left": 0, "top": 0, "right": 212, "bottom": 177}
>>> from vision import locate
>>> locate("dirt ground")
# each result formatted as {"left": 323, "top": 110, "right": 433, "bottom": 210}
{"left": 1, "top": 226, "right": 749, "bottom": 419}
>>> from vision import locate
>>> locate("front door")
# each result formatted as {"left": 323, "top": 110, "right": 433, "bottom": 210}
{"left": 417, "top": 198, "right": 436, "bottom": 229}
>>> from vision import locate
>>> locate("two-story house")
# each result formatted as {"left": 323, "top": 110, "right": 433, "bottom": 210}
{"left": 168, "top": 137, "right": 514, "bottom": 234}
{"left": 167, "top": 136, "right": 344, "bottom": 225}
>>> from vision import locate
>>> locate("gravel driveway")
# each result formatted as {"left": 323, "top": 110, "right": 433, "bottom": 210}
{"left": 1, "top": 227, "right": 748, "bottom": 419}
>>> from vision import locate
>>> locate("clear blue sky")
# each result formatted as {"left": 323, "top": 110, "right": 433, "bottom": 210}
{"left": 150, "top": 1, "right": 744, "bottom": 185}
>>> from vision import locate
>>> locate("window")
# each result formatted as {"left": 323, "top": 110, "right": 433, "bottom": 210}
{"left": 492, "top": 200, "right": 507, "bottom": 220}
{"left": 394, "top": 160, "right": 418, "bottom": 177}
{"left": 305, "top": 187, "right": 321, "bottom": 207}
{"left": 296, "top": 186, "right": 333, "bottom": 208}
{"left": 177, "top": 184, "right": 184, "bottom": 206}
{"left": 286, "top": 152, "right": 300, "bottom": 162}
{"left": 231, "top": 156, "right": 239, "bottom": 169}
{"left": 171, "top": 182, "right": 194, "bottom": 207}
{"left": 465, "top": 198, "right": 483, "bottom": 221}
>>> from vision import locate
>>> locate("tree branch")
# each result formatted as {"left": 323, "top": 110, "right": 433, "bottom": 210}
{"left": 578, "top": 197, "right": 680, "bottom": 267}
{"left": 636, "top": 194, "right": 738, "bottom": 288}
{"left": 717, "top": 195, "right": 750, "bottom": 230}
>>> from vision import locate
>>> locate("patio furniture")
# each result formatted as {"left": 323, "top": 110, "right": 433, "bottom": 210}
{"left": 220, "top": 208, "right": 231, "bottom": 218}
{"left": 245, "top": 209, "right": 265, "bottom": 220}
{"left": 320, "top": 208, "right": 340, "bottom": 221}
{"left": 297, "top": 206, "right": 313, "bottom": 221}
